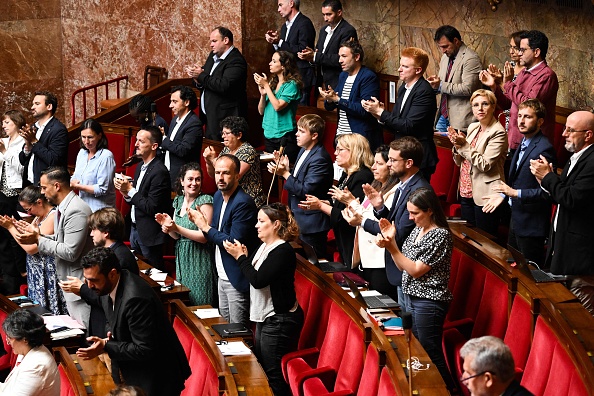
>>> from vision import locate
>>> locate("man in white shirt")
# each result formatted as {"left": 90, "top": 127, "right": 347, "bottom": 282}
{"left": 161, "top": 85, "right": 202, "bottom": 189}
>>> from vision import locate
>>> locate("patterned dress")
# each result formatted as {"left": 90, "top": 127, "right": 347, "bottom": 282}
{"left": 27, "top": 208, "right": 69, "bottom": 315}
{"left": 173, "top": 194, "right": 215, "bottom": 305}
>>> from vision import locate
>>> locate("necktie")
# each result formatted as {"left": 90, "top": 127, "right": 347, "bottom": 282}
{"left": 516, "top": 141, "right": 528, "bottom": 170}
{"left": 440, "top": 57, "right": 455, "bottom": 118}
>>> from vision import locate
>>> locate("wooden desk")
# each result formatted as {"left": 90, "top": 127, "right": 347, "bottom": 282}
{"left": 70, "top": 354, "right": 116, "bottom": 395}
{"left": 137, "top": 259, "right": 190, "bottom": 304}
{"left": 190, "top": 305, "right": 273, "bottom": 396}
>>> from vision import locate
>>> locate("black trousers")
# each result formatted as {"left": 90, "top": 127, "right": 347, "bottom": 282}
{"left": 0, "top": 192, "right": 26, "bottom": 295}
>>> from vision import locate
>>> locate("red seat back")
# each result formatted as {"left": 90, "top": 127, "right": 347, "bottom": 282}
{"left": 357, "top": 344, "right": 382, "bottom": 396}
{"left": 446, "top": 253, "right": 488, "bottom": 329}
{"left": 504, "top": 294, "right": 533, "bottom": 375}
{"left": 294, "top": 270, "right": 333, "bottom": 350}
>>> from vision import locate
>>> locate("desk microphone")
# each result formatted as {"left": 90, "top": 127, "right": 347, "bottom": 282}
{"left": 401, "top": 311, "right": 413, "bottom": 396}
{"left": 266, "top": 135, "right": 290, "bottom": 205}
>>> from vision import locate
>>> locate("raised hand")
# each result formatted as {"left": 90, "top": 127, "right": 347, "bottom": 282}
{"left": 362, "top": 183, "right": 383, "bottom": 209}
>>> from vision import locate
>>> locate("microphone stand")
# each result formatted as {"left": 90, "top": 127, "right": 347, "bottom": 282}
{"left": 266, "top": 146, "right": 285, "bottom": 205}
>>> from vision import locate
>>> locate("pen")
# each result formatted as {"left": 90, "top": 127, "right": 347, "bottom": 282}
{"left": 461, "top": 232, "right": 483, "bottom": 246}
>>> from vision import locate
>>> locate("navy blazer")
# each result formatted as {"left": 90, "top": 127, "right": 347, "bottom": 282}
{"left": 314, "top": 19, "right": 358, "bottom": 90}
{"left": 542, "top": 145, "right": 594, "bottom": 276}
{"left": 284, "top": 144, "right": 334, "bottom": 234}
{"left": 380, "top": 78, "right": 438, "bottom": 171}
{"left": 195, "top": 47, "right": 248, "bottom": 140}
{"left": 206, "top": 187, "right": 258, "bottom": 292}
{"left": 161, "top": 111, "right": 203, "bottom": 188}
{"left": 362, "top": 172, "right": 432, "bottom": 285}
{"left": 508, "top": 132, "right": 555, "bottom": 238}
{"left": 130, "top": 158, "right": 171, "bottom": 246}
{"left": 19, "top": 117, "right": 68, "bottom": 185}
{"left": 279, "top": 12, "right": 316, "bottom": 87}
{"left": 325, "top": 66, "right": 381, "bottom": 148}
{"left": 103, "top": 270, "right": 190, "bottom": 395}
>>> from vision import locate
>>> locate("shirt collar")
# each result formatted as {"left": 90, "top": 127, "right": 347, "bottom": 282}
{"left": 36, "top": 116, "right": 53, "bottom": 129}
{"left": 325, "top": 19, "right": 342, "bottom": 34}
{"left": 286, "top": 11, "right": 300, "bottom": 26}
{"left": 109, "top": 276, "right": 121, "bottom": 306}
{"left": 526, "top": 61, "right": 544, "bottom": 73}
{"left": 58, "top": 191, "right": 76, "bottom": 213}
{"left": 213, "top": 45, "right": 235, "bottom": 63}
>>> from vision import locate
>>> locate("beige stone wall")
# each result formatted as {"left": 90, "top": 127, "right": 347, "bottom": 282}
{"left": 299, "top": 0, "right": 594, "bottom": 110}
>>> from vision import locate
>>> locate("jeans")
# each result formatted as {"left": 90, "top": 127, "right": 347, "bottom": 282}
{"left": 435, "top": 115, "right": 450, "bottom": 132}
{"left": 129, "top": 226, "right": 165, "bottom": 271}
{"left": 402, "top": 294, "right": 456, "bottom": 390}
{"left": 217, "top": 278, "right": 250, "bottom": 328}
{"left": 255, "top": 307, "right": 304, "bottom": 396}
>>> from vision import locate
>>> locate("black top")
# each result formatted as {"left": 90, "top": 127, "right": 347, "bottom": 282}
{"left": 237, "top": 241, "right": 297, "bottom": 314}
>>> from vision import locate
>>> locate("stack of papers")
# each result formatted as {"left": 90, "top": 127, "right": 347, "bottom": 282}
{"left": 217, "top": 341, "right": 252, "bottom": 356}
{"left": 43, "top": 315, "right": 85, "bottom": 340}
{"left": 194, "top": 309, "right": 222, "bottom": 319}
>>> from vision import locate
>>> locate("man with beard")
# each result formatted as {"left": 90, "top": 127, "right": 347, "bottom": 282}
{"left": 482, "top": 99, "right": 556, "bottom": 266}
{"left": 76, "top": 247, "right": 190, "bottom": 396}
{"left": 19, "top": 91, "right": 68, "bottom": 185}
{"left": 342, "top": 136, "right": 431, "bottom": 303}
{"left": 530, "top": 110, "right": 594, "bottom": 314}
{"left": 188, "top": 154, "right": 258, "bottom": 328}
{"left": 14, "top": 166, "right": 93, "bottom": 328}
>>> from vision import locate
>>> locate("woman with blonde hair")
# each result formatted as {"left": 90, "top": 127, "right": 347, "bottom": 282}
{"left": 300, "top": 133, "right": 374, "bottom": 266}
{"left": 224, "top": 203, "right": 303, "bottom": 396}
{"left": 448, "top": 89, "right": 507, "bottom": 236}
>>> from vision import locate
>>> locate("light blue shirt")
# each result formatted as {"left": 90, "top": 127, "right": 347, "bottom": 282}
{"left": 72, "top": 148, "right": 116, "bottom": 212}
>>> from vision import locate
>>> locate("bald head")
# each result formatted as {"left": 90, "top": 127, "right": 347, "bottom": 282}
{"left": 563, "top": 111, "right": 594, "bottom": 153}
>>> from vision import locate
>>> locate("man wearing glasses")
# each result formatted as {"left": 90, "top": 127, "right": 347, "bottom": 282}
{"left": 530, "top": 111, "right": 594, "bottom": 315}
{"left": 480, "top": 30, "right": 558, "bottom": 156}
{"left": 459, "top": 336, "right": 533, "bottom": 395}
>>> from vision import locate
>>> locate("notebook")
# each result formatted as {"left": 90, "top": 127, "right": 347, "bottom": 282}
{"left": 507, "top": 244, "right": 568, "bottom": 283}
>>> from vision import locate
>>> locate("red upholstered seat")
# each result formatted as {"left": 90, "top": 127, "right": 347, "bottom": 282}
{"left": 431, "top": 144, "right": 461, "bottom": 217}
{"left": 503, "top": 293, "right": 533, "bottom": 379}
{"left": 521, "top": 316, "right": 589, "bottom": 396}
{"left": 58, "top": 365, "right": 78, "bottom": 396}
{"left": 377, "top": 366, "right": 402, "bottom": 396}
{"left": 283, "top": 302, "right": 365, "bottom": 396}
{"left": 0, "top": 310, "right": 16, "bottom": 374}
{"left": 356, "top": 344, "right": 382, "bottom": 396}
{"left": 293, "top": 271, "right": 333, "bottom": 351}
{"left": 443, "top": 271, "right": 509, "bottom": 393}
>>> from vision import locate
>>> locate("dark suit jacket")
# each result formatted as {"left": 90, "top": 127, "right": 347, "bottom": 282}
{"left": 19, "top": 117, "right": 68, "bottom": 185}
{"left": 206, "top": 187, "right": 258, "bottom": 292}
{"left": 501, "top": 380, "right": 534, "bottom": 396}
{"left": 325, "top": 66, "right": 381, "bottom": 149}
{"left": 161, "top": 111, "right": 203, "bottom": 187}
{"left": 194, "top": 47, "right": 248, "bottom": 140}
{"left": 542, "top": 145, "right": 594, "bottom": 276}
{"left": 130, "top": 158, "right": 171, "bottom": 246}
{"left": 279, "top": 12, "right": 316, "bottom": 88}
{"left": 314, "top": 19, "right": 357, "bottom": 89}
{"left": 362, "top": 172, "right": 432, "bottom": 285}
{"left": 508, "top": 132, "right": 555, "bottom": 238}
{"left": 380, "top": 78, "right": 438, "bottom": 171}
{"left": 284, "top": 144, "right": 334, "bottom": 234}
{"left": 330, "top": 168, "right": 374, "bottom": 267}
{"left": 103, "top": 270, "right": 190, "bottom": 396}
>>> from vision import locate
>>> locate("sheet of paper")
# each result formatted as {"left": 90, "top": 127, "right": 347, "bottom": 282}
{"left": 150, "top": 272, "right": 168, "bottom": 282}
{"left": 217, "top": 341, "right": 252, "bottom": 356}
{"left": 194, "top": 309, "right": 221, "bottom": 319}
{"left": 43, "top": 315, "right": 85, "bottom": 330}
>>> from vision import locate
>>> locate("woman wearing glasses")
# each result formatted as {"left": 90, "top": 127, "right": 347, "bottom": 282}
{"left": 0, "top": 186, "right": 68, "bottom": 315}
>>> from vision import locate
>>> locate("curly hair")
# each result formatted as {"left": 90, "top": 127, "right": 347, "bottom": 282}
{"left": 269, "top": 51, "right": 303, "bottom": 91}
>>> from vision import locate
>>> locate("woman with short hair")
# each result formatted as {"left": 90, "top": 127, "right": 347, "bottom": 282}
{"left": 0, "top": 309, "right": 60, "bottom": 395}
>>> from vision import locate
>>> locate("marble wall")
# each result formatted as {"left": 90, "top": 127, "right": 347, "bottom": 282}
{"left": 298, "top": 0, "right": 594, "bottom": 110}
{"left": 0, "top": 0, "right": 592, "bottom": 127}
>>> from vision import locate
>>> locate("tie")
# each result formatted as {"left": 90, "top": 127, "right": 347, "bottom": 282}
{"left": 516, "top": 141, "right": 528, "bottom": 170}
{"left": 440, "top": 57, "right": 455, "bottom": 118}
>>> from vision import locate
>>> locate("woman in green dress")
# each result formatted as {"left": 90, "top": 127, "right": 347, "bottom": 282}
{"left": 156, "top": 163, "right": 214, "bottom": 305}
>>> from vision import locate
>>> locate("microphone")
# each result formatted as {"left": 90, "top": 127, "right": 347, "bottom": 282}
{"left": 401, "top": 311, "right": 412, "bottom": 342}
{"left": 150, "top": 103, "right": 157, "bottom": 126}
{"left": 266, "top": 135, "right": 291, "bottom": 205}
{"left": 401, "top": 311, "right": 413, "bottom": 396}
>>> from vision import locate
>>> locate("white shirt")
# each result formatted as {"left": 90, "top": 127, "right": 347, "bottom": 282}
{"left": 276, "top": 12, "right": 300, "bottom": 48}
{"left": 400, "top": 79, "right": 419, "bottom": 112}
{"left": 125, "top": 158, "right": 154, "bottom": 224}
{"left": 26, "top": 117, "right": 53, "bottom": 183}
{"left": 215, "top": 200, "right": 229, "bottom": 280}
{"left": 293, "top": 149, "right": 310, "bottom": 176}
{"left": 164, "top": 111, "right": 190, "bottom": 170}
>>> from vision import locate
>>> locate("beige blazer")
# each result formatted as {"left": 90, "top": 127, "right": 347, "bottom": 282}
{"left": 437, "top": 43, "right": 483, "bottom": 131}
{"left": 453, "top": 118, "right": 508, "bottom": 206}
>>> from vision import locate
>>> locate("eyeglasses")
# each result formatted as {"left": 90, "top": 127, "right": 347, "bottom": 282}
{"left": 388, "top": 158, "right": 406, "bottom": 163}
{"left": 564, "top": 126, "right": 590, "bottom": 134}
{"left": 335, "top": 147, "right": 349, "bottom": 153}
{"left": 516, "top": 47, "right": 531, "bottom": 54}
{"left": 460, "top": 371, "right": 487, "bottom": 383}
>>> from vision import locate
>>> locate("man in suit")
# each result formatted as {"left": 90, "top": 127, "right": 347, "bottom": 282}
{"left": 428, "top": 25, "right": 482, "bottom": 132}
{"left": 15, "top": 167, "right": 93, "bottom": 328}
{"left": 271, "top": 114, "right": 334, "bottom": 258}
{"left": 362, "top": 47, "right": 439, "bottom": 181}
{"left": 161, "top": 85, "right": 203, "bottom": 188}
{"left": 321, "top": 40, "right": 381, "bottom": 149}
{"left": 189, "top": 154, "right": 258, "bottom": 327}
{"left": 343, "top": 137, "right": 431, "bottom": 302}
{"left": 186, "top": 27, "right": 248, "bottom": 141}
{"left": 18, "top": 91, "right": 69, "bottom": 185}
{"left": 114, "top": 126, "right": 171, "bottom": 271}
{"left": 76, "top": 247, "right": 190, "bottom": 396}
{"left": 483, "top": 99, "right": 555, "bottom": 266}
{"left": 298, "top": 0, "right": 357, "bottom": 91}
{"left": 531, "top": 110, "right": 594, "bottom": 314}
{"left": 266, "top": 0, "right": 316, "bottom": 105}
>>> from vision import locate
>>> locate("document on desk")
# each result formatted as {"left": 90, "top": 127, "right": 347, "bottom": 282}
{"left": 149, "top": 270, "right": 168, "bottom": 282}
{"left": 44, "top": 315, "right": 85, "bottom": 330}
{"left": 194, "top": 308, "right": 222, "bottom": 319}
{"left": 217, "top": 341, "right": 252, "bottom": 356}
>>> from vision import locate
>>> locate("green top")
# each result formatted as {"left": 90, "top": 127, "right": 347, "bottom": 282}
{"left": 262, "top": 79, "right": 302, "bottom": 139}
